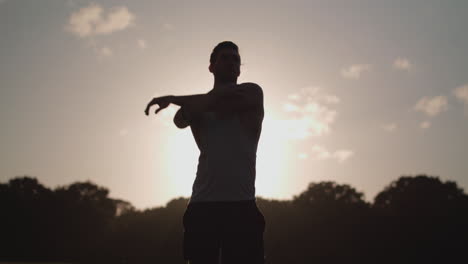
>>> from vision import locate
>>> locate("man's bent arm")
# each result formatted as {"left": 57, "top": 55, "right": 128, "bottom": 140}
{"left": 171, "top": 83, "right": 263, "bottom": 118}
{"left": 171, "top": 94, "right": 215, "bottom": 114}
{"left": 173, "top": 107, "right": 191, "bottom": 128}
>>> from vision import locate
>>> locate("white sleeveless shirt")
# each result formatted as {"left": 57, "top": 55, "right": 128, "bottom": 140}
{"left": 187, "top": 98, "right": 263, "bottom": 203}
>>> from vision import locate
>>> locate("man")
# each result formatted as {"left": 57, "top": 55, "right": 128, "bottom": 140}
{"left": 144, "top": 41, "right": 265, "bottom": 264}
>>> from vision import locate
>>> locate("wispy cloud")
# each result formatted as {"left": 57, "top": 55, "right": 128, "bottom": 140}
{"left": 66, "top": 3, "right": 135, "bottom": 38}
{"left": 333, "top": 150, "right": 354, "bottom": 163}
{"left": 282, "top": 86, "right": 339, "bottom": 139}
{"left": 420, "top": 121, "right": 431, "bottom": 129}
{"left": 162, "top": 23, "right": 175, "bottom": 31}
{"left": 137, "top": 39, "right": 147, "bottom": 49}
{"left": 393, "top": 57, "right": 412, "bottom": 71}
{"left": 323, "top": 95, "right": 340, "bottom": 104}
{"left": 65, "top": 4, "right": 134, "bottom": 59}
{"left": 310, "top": 145, "right": 332, "bottom": 160}
{"left": 281, "top": 88, "right": 352, "bottom": 163}
{"left": 301, "top": 145, "right": 354, "bottom": 163}
{"left": 453, "top": 84, "right": 468, "bottom": 104}
{"left": 341, "top": 64, "right": 371, "bottom": 80}
{"left": 382, "top": 123, "right": 397, "bottom": 132}
{"left": 87, "top": 40, "right": 113, "bottom": 59}
{"left": 453, "top": 84, "right": 468, "bottom": 115}
{"left": 414, "top": 96, "right": 448, "bottom": 117}
{"left": 98, "top": 46, "right": 113, "bottom": 57}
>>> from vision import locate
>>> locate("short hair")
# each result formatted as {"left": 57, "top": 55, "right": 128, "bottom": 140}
{"left": 209, "top": 41, "right": 239, "bottom": 64}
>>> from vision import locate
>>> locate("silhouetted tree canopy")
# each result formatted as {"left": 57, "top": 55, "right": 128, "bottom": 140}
{"left": 374, "top": 174, "right": 468, "bottom": 212}
{"left": 372, "top": 175, "right": 468, "bottom": 263}
{"left": 293, "top": 181, "right": 368, "bottom": 208}
{"left": 1, "top": 174, "right": 467, "bottom": 264}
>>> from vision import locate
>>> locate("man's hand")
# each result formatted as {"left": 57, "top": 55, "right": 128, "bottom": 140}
{"left": 144, "top": 95, "right": 174, "bottom": 116}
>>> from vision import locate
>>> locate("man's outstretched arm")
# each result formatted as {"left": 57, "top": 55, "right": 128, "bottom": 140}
{"left": 172, "top": 83, "right": 262, "bottom": 113}
{"left": 145, "top": 83, "right": 263, "bottom": 127}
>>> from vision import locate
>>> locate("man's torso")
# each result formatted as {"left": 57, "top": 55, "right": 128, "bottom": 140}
{"left": 188, "top": 99, "right": 264, "bottom": 203}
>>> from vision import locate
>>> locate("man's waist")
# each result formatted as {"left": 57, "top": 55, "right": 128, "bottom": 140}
{"left": 188, "top": 199, "right": 257, "bottom": 208}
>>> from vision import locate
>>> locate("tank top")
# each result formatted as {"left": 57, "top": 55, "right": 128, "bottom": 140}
{"left": 188, "top": 102, "right": 263, "bottom": 203}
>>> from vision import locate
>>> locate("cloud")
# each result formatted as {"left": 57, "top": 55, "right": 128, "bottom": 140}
{"left": 137, "top": 39, "right": 147, "bottom": 49}
{"left": 96, "top": 6, "right": 135, "bottom": 34}
{"left": 66, "top": 3, "right": 135, "bottom": 38}
{"left": 288, "top": 94, "right": 300, "bottom": 100}
{"left": 323, "top": 95, "right": 340, "bottom": 104}
{"left": 420, "top": 121, "right": 431, "bottom": 129}
{"left": 393, "top": 57, "right": 412, "bottom": 71}
{"left": 269, "top": 87, "right": 351, "bottom": 163}
{"left": 303, "top": 145, "right": 354, "bottom": 163}
{"left": 98, "top": 46, "right": 113, "bottom": 57}
{"left": 453, "top": 84, "right": 468, "bottom": 104}
{"left": 382, "top": 123, "right": 397, "bottom": 132}
{"left": 66, "top": 4, "right": 103, "bottom": 37}
{"left": 289, "top": 86, "right": 341, "bottom": 105}
{"left": 87, "top": 40, "right": 113, "bottom": 59}
{"left": 333, "top": 150, "right": 354, "bottom": 163}
{"left": 283, "top": 102, "right": 300, "bottom": 112}
{"left": 282, "top": 87, "right": 339, "bottom": 138}
{"left": 341, "top": 64, "right": 371, "bottom": 80}
{"left": 414, "top": 96, "right": 448, "bottom": 116}
{"left": 310, "top": 145, "right": 332, "bottom": 160}
{"left": 453, "top": 84, "right": 468, "bottom": 115}
{"left": 162, "top": 23, "right": 175, "bottom": 31}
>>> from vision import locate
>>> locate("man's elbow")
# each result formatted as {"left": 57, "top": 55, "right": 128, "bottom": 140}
{"left": 174, "top": 118, "right": 189, "bottom": 129}
{"left": 173, "top": 111, "right": 190, "bottom": 129}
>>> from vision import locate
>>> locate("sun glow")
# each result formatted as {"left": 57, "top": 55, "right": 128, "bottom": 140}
{"left": 163, "top": 108, "right": 292, "bottom": 200}
{"left": 162, "top": 106, "right": 199, "bottom": 198}
{"left": 165, "top": 128, "right": 199, "bottom": 198}
{"left": 255, "top": 116, "right": 292, "bottom": 199}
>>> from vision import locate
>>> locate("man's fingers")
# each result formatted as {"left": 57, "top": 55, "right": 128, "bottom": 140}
{"left": 145, "top": 98, "right": 157, "bottom": 115}
{"left": 145, "top": 97, "right": 170, "bottom": 116}
{"left": 144, "top": 105, "right": 151, "bottom": 115}
{"left": 155, "top": 107, "right": 163, "bottom": 115}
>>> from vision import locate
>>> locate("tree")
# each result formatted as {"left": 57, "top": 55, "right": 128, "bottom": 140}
{"left": 53, "top": 181, "right": 117, "bottom": 260}
{"left": 280, "top": 182, "right": 372, "bottom": 263}
{"left": 0, "top": 176, "right": 54, "bottom": 260}
{"left": 373, "top": 175, "right": 468, "bottom": 263}
{"left": 374, "top": 174, "right": 467, "bottom": 212}
{"left": 293, "top": 181, "right": 368, "bottom": 210}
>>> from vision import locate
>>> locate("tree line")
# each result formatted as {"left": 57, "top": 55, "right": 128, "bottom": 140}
{"left": 1, "top": 174, "right": 467, "bottom": 263}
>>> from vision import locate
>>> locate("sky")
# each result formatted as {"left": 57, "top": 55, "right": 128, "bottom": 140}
{"left": 1, "top": 0, "right": 467, "bottom": 209}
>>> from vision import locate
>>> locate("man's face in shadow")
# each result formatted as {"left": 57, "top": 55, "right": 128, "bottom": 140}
{"left": 209, "top": 48, "right": 241, "bottom": 83}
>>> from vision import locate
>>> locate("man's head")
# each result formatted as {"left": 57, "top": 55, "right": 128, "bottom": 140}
{"left": 209, "top": 41, "right": 241, "bottom": 83}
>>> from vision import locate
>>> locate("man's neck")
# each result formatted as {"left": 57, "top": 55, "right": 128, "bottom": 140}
{"left": 213, "top": 78, "right": 237, "bottom": 91}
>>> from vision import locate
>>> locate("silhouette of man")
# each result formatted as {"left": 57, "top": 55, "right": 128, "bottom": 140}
{"left": 144, "top": 41, "right": 265, "bottom": 264}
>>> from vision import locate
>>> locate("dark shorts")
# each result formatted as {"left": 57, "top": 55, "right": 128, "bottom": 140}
{"left": 183, "top": 200, "right": 266, "bottom": 264}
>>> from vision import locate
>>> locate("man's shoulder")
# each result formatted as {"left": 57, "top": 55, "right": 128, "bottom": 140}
{"left": 238, "top": 82, "right": 264, "bottom": 105}
{"left": 237, "top": 83, "right": 264, "bottom": 119}
{"left": 239, "top": 82, "right": 263, "bottom": 92}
